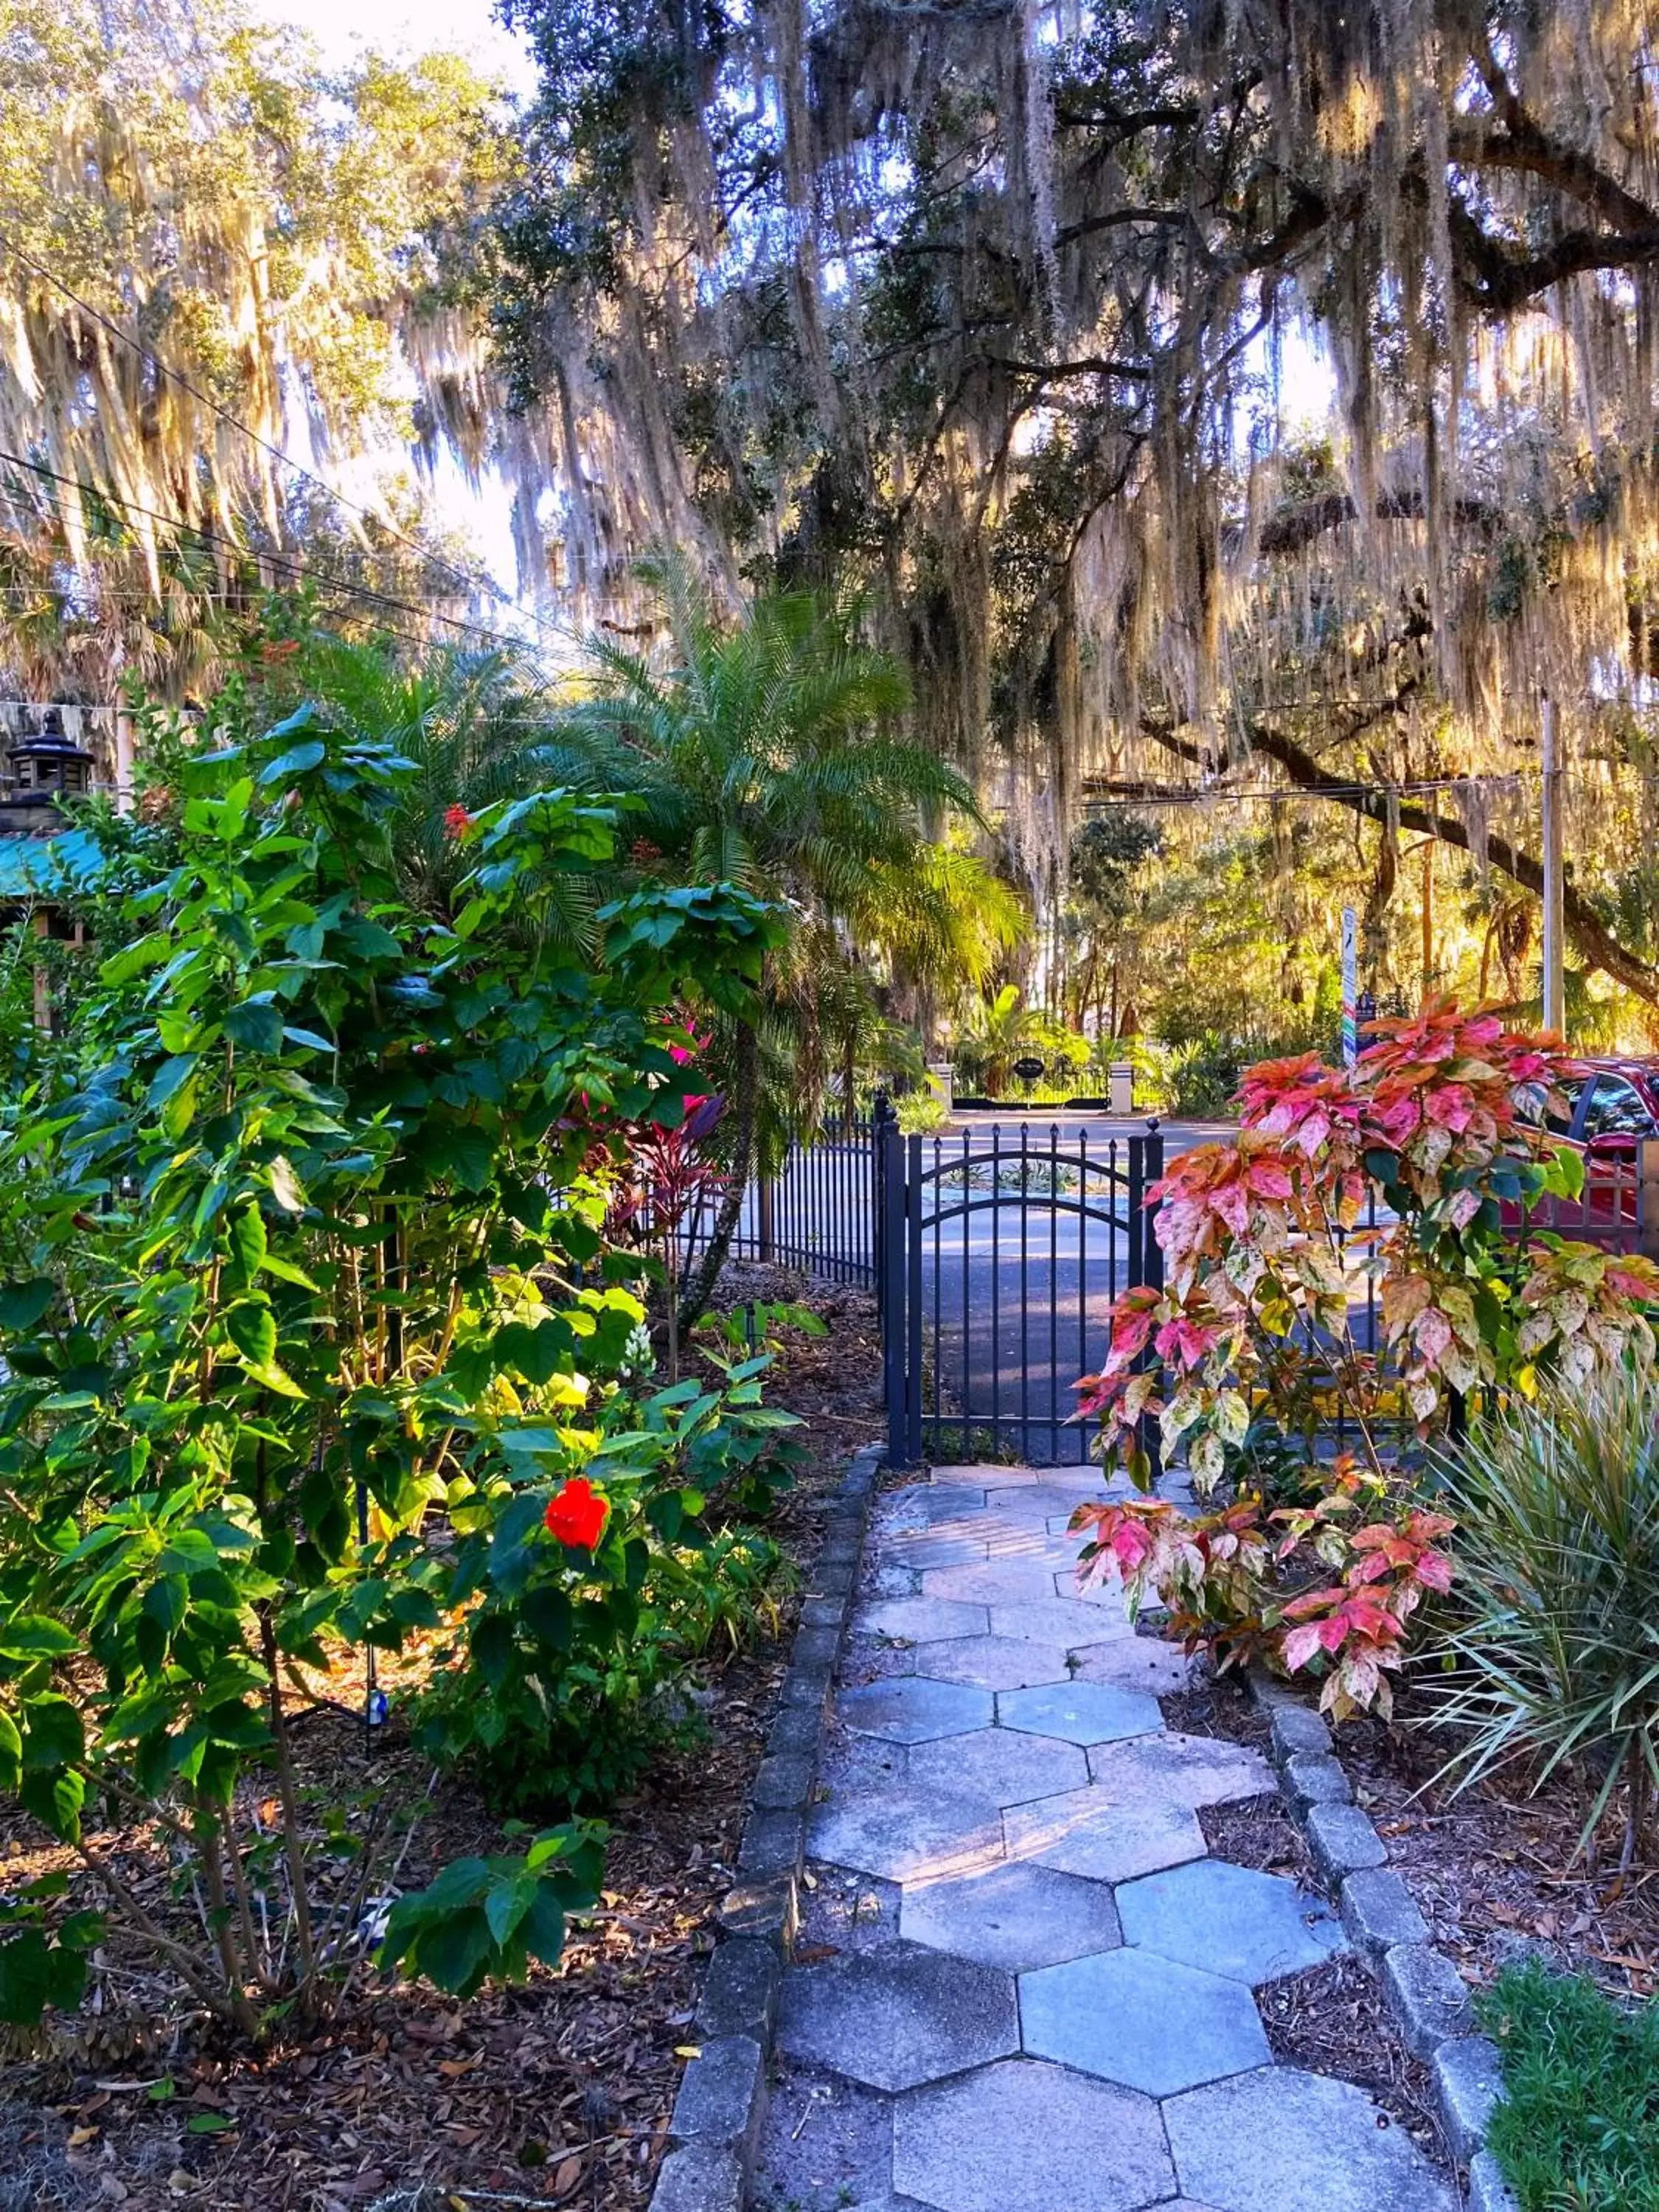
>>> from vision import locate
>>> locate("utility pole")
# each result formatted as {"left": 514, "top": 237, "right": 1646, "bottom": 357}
{"left": 1541, "top": 695, "right": 1565, "bottom": 1036}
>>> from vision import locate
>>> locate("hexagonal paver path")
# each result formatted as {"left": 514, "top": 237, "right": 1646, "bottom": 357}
{"left": 908, "top": 1725, "right": 1088, "bottom": 1807}
{"left": 839, "top": 1675, "right": 993, "bottom": 1742}
{"left": 998, "top": 1680, "right": 1163, "bottom": 1746}
{"left": 751, "top": 1468, "right": 1455, "bottom": 2212}
{"left": 900, "top": 1860, "right": 1122, "bottom": 1972}
{"left": 909, "top": 1634, "right": 1074, "bottom": 1690}
{"left": 852, "top": 1596, "right": 990, "bottom": 1644}
{"left": 1003, "top": 1784, "right": 1207, "bottom": 1882}
{"left": 1116, "top": 1857, "right": 1346, "bottom": 1985}
{"left": 1164, "top": 2065, "right": 1458, "bottom": 2211}
{"left": 894, "top": 2059, "right": 1175, "bottom": 2212}
{"left": 1085, "top": 1728, "right": 1273, "bottom": 1806}
{"left": 1020, "top": 1946, "right": 1272, "bottom": 2095}
{"left": 809, "top": 1785, "right": 1006, "bottom": 1885}
{"left": 776, "top": 1945, "right": 1020, "bottom": 2092}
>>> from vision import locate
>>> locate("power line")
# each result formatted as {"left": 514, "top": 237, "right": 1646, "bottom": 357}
{"left": 0, "top": 445, "right": 556, "bottom": 664}
{"left": 0, "top": 228, "right": 571, "bottom": 644}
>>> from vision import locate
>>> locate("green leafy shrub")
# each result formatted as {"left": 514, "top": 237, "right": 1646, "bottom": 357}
{"left": 1478, "top": 1958, "right": 1659, "bottom": 2212}
{"left": 0, "top": 691, "right": 785, "bottom": 2032}
{"left": 1429, "top": 1363, "right": 1659, "bottom": 1867}
{"left": 412, "top": 1370, "right": 796, "bottom": 1809}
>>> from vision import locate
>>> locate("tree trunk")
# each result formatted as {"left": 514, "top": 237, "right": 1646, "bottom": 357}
{"left": 679, "top": 1020, "right": 759, "bottom": 1330}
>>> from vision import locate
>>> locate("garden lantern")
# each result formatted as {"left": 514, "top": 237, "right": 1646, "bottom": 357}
{"left": 7, "top": 709, "right": 95, "bottom": 807}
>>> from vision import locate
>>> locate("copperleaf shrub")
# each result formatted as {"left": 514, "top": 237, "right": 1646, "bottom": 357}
{"left": 1073, "top": 1002, "right": 1659, "bottom": 1717}
{"left": 0, "top": 696, "right": 784, "bottom": 2033}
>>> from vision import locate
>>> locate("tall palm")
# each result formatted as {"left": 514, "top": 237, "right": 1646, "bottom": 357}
{"left": 548, "top": 555, "right": 1004, "bottom": 1314}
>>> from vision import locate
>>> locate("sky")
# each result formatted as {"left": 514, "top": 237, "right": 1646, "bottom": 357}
{"left": 267, "top": 0, "right": 538, "bottom": 94}
{"left": 262, "top": 0, "right": 546, "bottom": 637}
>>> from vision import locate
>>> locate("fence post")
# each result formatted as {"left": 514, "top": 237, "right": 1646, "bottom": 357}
{"left": 872, "top": 1091, "right": 894, "bottom": 1318}
{"left": 1141, "top": 1121, "right": 1165, "bottom": 1291}
{"left": 1641, "top": 1139, "right": 1659, "bottom": 1260}
{"left": 905, "top": 1133, "right": 925, "bottom": 1466}
{"left": 880, "top": 1113, "right": 910, "bottom": 1465}
{"left": 1141, "top": 1119, "right": 1165, "bottom": 1481}
{"left": 757, "top": 1173, "right": 774, "bottom": 1263}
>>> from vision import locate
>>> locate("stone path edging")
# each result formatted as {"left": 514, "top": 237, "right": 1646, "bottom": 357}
{"left": 1247, "top": 1672, "right": 1520, "bottom": 2212}
{"left": 649, "top": 1441, "right": 886, "bottom": 2212}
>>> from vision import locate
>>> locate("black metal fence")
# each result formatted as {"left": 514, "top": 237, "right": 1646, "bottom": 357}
{"left": 695, "top": 1112, "right": 881, "bottom": 1289}
{"left": 879, "top": 1119, "right": 1165, "bottom": 1468}
{"left": 680, "top": 1109, "right": 1659, "bottom": 1473}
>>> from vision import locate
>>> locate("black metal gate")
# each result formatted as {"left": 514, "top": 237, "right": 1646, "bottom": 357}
{"left": 880, "top": 1119, "right": 1164, "bottom": 1467}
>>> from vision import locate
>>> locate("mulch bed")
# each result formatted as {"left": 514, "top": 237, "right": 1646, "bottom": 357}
{"left": 1257, "top": 1953, "right": 1447, "bottom": 2166}
{"left": 1337, "top": 1703, "right": 1659, "bottom": 2006}
{"left": 1157, "top": 1660, "right": 1450, "bottom": 2176}
{"left": 0, "top": 1273, "right": 883, "bottom": 2212}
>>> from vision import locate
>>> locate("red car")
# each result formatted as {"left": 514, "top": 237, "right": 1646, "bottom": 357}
{"left": 1525, "top": 1058, "right": 1659, "bottom": 1246}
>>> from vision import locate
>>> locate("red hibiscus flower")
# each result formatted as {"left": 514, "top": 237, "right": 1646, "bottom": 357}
{"left": 545, "top": 1478, "right": 609, "bottom": 1549}
{"left": 443, "top": 803, "right": 473, "bottom": 840}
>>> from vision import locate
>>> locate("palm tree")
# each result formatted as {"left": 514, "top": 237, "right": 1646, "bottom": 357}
{"left": 546, "top": 555, "right": 1012, "bottom": 1315}
{"left": 959, "top": 985, "right": 1041, "bottom": 1096}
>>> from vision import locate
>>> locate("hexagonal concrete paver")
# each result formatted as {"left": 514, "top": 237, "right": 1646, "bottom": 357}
{"left": 1004, "top": 1785, "right": 1206, "bottom": 1882}
{"left": 1070, "top": 1635, "right": 1196, "bottom": 1695}
{"left": 776, "top": 1944, "right": 1019, "bottom": 2093}
{"left": 1085, "top": 1729, "right": 1274, "bottom": 1807}
{"left": 894, "top": 2058, "right": 1174, "bottom": 2212}
{"left": 1116, "top": 1859, "right": 1346, "bottom": 1986}
{"left": 1019, "top": 1947, "right": 1271, "bottom": 2096}
{"left": 1050, "top": 1567, "right": 1135, "bottom": 1610}
{"left": 997, "top": 1680, "right": 1163, "bottom": 1746}
{"left": 900, "top": 1859, "right": 1122, "bottom": 1972}
{"left": 989, "top": 1595, "right": 1131, "bottom": 1644}
{"left": 886, "top": 1531, "right": 990, "bottom": 1570}
{"left": 838, "top": 1676, "right": 995, "bottom": 1743}
{"left": 1164, "top": 2065, "right": 1458, "bottom": 2212}
{"left": 920, "top": 1561, "right": 1059, "bottom": 1605}
{"left": 809, "top": 1785, "right": 1006, "bottom": 1885}
{"left": 911, "top": 1635, "right": 1075, "bottom": 1691}
{"left": 909, "top": 1726, "right": 1088, "bottom": 1808}
{"left": 982, "top": 1519, "right": 1079, "bottom": 1562}
{"left": 852, "top": 1597, "right": 991, "bottom": 1644}
{"left": 841, "top": 1633, "right": 917, "bottom": 1683}
{"left": 818, "top": 1728, "right": 909, "bottom": 1798}
{"left": 878, "top": 1484, "right": 990, "bottom": 1528}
